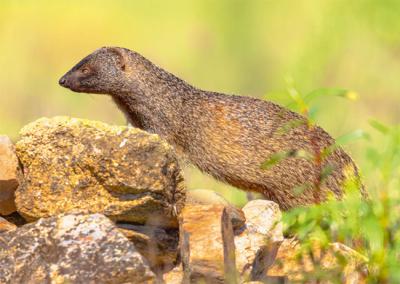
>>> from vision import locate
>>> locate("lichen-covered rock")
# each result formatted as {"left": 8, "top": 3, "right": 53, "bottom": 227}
{"left": 0, "top": 213, "right": 155, "bottom": 284}
{"left": 15, "top": 117, "right": 185, "bottom": 227}
{"left": 0, "top": 135, "right": 20, "bottom": 215}
{"left": 118, "top": 223, "right": 179, "bottom": 271}
{"left": 234, "top": 200, "right": 284, "bottom": 282}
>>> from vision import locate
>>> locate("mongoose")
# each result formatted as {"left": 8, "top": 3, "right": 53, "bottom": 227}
{"left": 59, "top": 47, "right": 367, "bottom": 210}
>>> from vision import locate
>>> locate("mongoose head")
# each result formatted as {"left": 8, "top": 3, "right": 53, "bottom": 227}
{"left": 59, "top": 47, "right": 131, "bottom": 95}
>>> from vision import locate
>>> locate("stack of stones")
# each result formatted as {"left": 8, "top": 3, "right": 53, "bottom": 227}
{"left": 0, "top": 117, "right": 366, "bottom": 284}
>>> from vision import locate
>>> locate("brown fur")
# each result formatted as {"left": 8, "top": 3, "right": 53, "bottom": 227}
{"left": 59, "top": 47, "right": 367, "bottom": 210}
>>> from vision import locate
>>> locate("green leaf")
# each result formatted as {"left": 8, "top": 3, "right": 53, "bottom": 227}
{"left": 293, "top": 182, "right": 312, "bottom": 196}
{"left": 369, "top": 119, "right": 389, "bottom": 134}
{"left": 307, "top": 106, "right": 319, "bottom": 122}
{"left": 295, "top": 149, "right": 314, "bottom": 161}
{"left": 322, "top": 130, "right": 369, "bottom": 159}
{"left": 320, "top": 164, "right": 335, "bottom": 181}
{"left": 261, "top": 149, "right": 313, "bottom": 170}
{"left": 366, "top": 147, "right": 381, "bottom": 164}
{"left": 305, "top": 88, "right": 358, "bottom": 102}
{"left": 336, "top": 129, "right": 370, "bottom": 146}
{"left": 275, "top": 119, "right": 306, "bottom": 136}
{"left": 320, "top": 144, "right": 338, "bottom": 160}
{"left": 260, "top": 151, "right": 289, "bottom": 169}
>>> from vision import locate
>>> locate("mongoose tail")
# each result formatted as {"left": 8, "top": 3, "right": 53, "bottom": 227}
{"left": 59, "top": 47, "right": 367, "bottom": 210}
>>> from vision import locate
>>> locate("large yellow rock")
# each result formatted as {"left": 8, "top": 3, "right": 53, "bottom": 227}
{"left": 15, "top": 117, "right": 185, "bottom": 227}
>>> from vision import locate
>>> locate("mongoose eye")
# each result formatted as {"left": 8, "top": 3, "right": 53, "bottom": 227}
{"left": 81, "top": 67, "right": 90, "bottom": 75}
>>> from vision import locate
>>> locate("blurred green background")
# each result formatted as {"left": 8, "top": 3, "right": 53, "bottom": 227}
{"left": 0, "top": 0, "right": 399, "bottom": 205}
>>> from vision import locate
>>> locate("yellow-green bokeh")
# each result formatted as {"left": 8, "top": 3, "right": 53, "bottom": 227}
{"left": 1, "top": 0, "right": 399, "bottom": 205}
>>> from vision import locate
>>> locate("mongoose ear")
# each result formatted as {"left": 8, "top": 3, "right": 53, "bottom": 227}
{"left": 108, "top": 47, "right": 127, "bottom": 71}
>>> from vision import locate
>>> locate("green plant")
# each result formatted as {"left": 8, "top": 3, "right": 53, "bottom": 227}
{"left": 263, "top": 80, "right": 400, "bottom": 283}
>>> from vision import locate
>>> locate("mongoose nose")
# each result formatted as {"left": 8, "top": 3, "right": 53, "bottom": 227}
{"left": 59, "top": 77, "right": 66, "bottom": 86}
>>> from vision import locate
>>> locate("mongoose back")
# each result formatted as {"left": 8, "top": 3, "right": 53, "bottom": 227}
{"left": 59, "top": 47, "right": 367, "bottom": 210}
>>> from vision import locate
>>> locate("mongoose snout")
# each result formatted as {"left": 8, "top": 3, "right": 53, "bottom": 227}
{"left": 59, "top": 46, "right": 367, "bottom": 210}
{"left": 58, "top": 67, "right": 85, "bottom": 92}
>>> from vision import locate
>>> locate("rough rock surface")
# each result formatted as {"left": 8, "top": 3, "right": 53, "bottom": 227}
{"left": 2, "top": 212, "right": 27, "bottom": 227}
{"left": 0, "top": 216, "right": 16, "bottom": 233}
{"left": 179, "top": 204, "right": 237, "bottom": 284}
{"left": 234, "top": 200, "right": 284, "bottom": 282}
{"left": 162, "top": 265, "right": 184, "bottom": 284}
{"left": 266, "top": 238, "right": 367, "bottom": 283}
{"left": 186, "top": 189, "right": 246, "bottom": 231}
{"left": 15, "top": 117, "right": 185, "bottom": 227}
{"left": 0, "top": 213, "right": 155, "bottom": 284}
{"left": 0, "top": 135, "right": 20, "bottom": 215}
{"left": 118, "top": 223, "right": 179, "bottom": 271}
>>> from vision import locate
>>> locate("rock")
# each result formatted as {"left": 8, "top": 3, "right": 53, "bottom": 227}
{"left": 1, "top": 212, "right": 27, "bottom": 227}
{"left": 179, "top": 204, "right": 238, "bottom": 284}
{"left": 0, "top": 135, "right": 20, "bottom": 215}
{"left": 3, "top": 212, "right": 28, "bottom": 227}
{"left": 0, "top": 216, "right": 16, "bottom": 233}
{"left": 117, "top": 223, "right": 179, "bottom": 271}
{"left": 187, "top": 189, "right": 246, "bottom": 231}
{"left": 266, "top": 238, "right": 367, "bottom": 283}
{"left": 162, "top": 265, "right": 184, "bottom": 284}
{"left": 234, "top": 200, "right": 284, "bottom": 282}
{"left": 0, "top": 213, "right": 155, "bottom": 284}
{"left": 226, "top": 205, "right": 246, "bottom": 232}
{"left": 15, "top": 117, "right": 185, "bottom": 227}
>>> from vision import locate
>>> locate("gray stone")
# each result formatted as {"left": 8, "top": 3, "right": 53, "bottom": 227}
{"left": 234, "top": 200, "right": 284, "bottom": 282}
{"left": 0, "top": 213, "right": 155, "bottom": 284}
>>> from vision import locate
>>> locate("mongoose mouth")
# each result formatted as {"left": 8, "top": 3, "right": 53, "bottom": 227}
{"left": 59, "top": 74, "right": 84, "bottom": 93}
{"left": 59, "top": 75, "right": 108, "bottom": 95}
